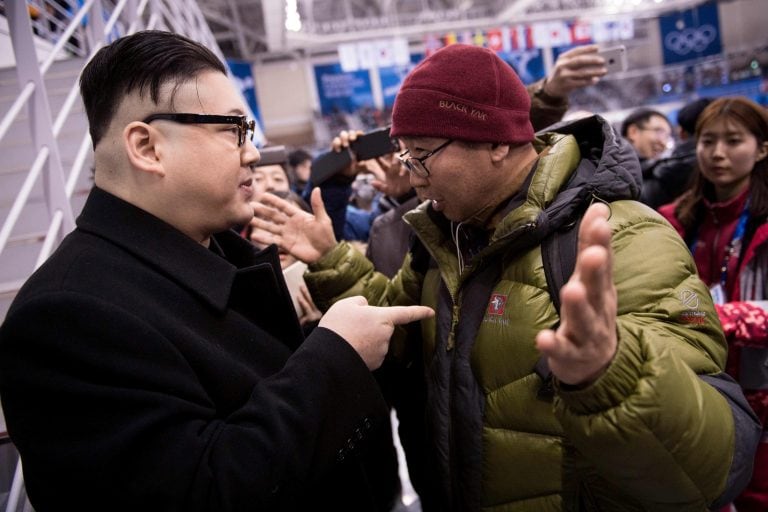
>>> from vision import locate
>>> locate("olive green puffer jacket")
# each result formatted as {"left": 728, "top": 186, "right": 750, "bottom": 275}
{"left": 305, "top": 116, "right": 737, "bottom": 511}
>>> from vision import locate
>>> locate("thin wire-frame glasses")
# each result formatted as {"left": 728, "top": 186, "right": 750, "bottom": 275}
{"left": 142, "top": 113, "right": 256, "bottom": 147}
{"left": 397, "top": 139, "right": 453, "bottom": 178}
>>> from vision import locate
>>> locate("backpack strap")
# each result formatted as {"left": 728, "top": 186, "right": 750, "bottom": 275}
{"left": 542, "top": 218, "right": 581, "bottom": 316}
{"left": 535, "top": 217, "right": 582, "bottom": 399}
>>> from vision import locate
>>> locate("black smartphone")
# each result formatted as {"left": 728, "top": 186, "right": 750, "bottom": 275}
{"left": 310, "top": 126, "right": 399, "bottom": 185}
{"left": 350, "top": 126, "right": 399, "bottom": 161}
{"left": 257, "top": 145, "right": 287, "bottom": 167}
{"left": 310, "top": 149, "right": 353, "bottom": 185}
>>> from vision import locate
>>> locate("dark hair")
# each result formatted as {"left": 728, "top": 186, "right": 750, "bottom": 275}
{"left": 80, "top": 30, "right": 226, "bottom": 147}
{"left": 676, "top": 98, "right": 713, "bottom": 136}
{"left": 620, "top": 108, "right": 670, "bottom": 137}
{"left": 288, "top": 149, "right": 312, "bottom": 169}
{"left": 675, "top": 96, "right": 768, "bottom": 231}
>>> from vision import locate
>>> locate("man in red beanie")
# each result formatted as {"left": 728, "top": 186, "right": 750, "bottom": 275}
{"left": 251, "top": 44, "right": 759, "bottom": 511}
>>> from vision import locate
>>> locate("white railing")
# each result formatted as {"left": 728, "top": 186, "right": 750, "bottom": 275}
{"left": 0, "top": 1, "right": 241, "bottom": 509}
{"left": 0, "top": 0, "right": 243, "bottom": 295}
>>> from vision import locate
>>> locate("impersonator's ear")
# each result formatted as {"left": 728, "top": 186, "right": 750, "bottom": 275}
{"left": 123, "top": 121, "right": 165, "bottom": 177}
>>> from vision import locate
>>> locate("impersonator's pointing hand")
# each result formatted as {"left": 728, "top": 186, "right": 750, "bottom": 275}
{"left": 320, "top": 296, "right": 434, "bottom": 370}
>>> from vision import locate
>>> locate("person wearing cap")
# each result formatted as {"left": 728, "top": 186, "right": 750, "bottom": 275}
{"left": 639, "top": 97, "right": 713, "bottom": 209}
{"left": 252, "top": 44, "right": 759, "bottom": 511}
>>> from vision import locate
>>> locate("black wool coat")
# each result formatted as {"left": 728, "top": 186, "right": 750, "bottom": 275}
{"left": 0, "top": 187, "right": 394, "bottom": 511}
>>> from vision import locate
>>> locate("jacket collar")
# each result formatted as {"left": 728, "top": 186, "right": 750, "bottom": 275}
{"left": 702, "top": 185, "right": 750, "bottom": 221}
{"left": 76, "top": 187, "right": 278, "bottom": 313}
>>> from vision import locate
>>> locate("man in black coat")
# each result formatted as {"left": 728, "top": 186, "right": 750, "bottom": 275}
{"left": 0, "top": 30, "right": 432, "bottom": 512}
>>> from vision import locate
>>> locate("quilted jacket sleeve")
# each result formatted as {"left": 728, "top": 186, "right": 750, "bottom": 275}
{"left": 553, "top": 201, "right": 756, "bottom": 509}
{"left": 305, "top": 241, "right": 422, "bottom": 311}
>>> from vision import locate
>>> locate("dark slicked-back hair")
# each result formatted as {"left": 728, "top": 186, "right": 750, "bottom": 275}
{"left": 620, "top": 108, "right": 670, "bottom": 137}
{"left": 80, "top": 30, "right": 226, "bottom": 147}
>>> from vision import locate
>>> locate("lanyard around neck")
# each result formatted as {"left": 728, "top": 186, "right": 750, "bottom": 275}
{"left": 690, "top": 198, "right": 751, "bottom": 292}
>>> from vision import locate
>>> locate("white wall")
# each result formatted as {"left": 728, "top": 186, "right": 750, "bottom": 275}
{"left": 252, "top": 57, "right": 316, "bottom": 144}
{"left": 719, "top": 0, "right": 768, "bottom": 53}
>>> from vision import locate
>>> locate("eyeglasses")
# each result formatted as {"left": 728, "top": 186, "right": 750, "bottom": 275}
{"left": 638, "top": 126, "right": 671, "bottom": 142}
{"left": 142, "top": 113, "right": 256, "bottom": 147}
{"left": 397, "top": 139, "right": 453, "bottom": 178}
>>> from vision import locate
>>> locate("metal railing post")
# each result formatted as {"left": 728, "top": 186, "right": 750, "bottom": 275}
{"left": 7, "top": 0, "right": 75, "bottom": 241}
{"left": 85, "top": 0, "right": 107, "bottom": 48}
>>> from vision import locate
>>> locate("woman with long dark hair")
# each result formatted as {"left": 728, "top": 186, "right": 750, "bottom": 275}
{"left": 660, "top": 96, "right": 768, "bottom": 511}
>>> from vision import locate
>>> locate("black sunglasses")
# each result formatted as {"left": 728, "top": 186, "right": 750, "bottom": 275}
{"left": 142, "top": 113, "right": 256, "bottom": 147}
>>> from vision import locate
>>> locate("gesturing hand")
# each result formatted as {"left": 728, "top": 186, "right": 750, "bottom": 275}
{"left": 339, "top": 131, "right": 412, "bottom": 199}
{"left": 535, "top": 203, "right": 618, "bottom": 386}
{"left": 250, "top": 188, "right": 337, "bottom": 264}
{"left": 369, "top": 152, "right": 412, "bottom": 199}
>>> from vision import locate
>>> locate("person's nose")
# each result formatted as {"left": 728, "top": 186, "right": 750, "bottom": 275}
{"left": 242, "top": 138, "right": 260, "bottom": 171}
{"left": 711, "top": 141, "right": 727, "bottom": 159}
{"left": 408, "top": 171, "right": 429, "bottom": 188}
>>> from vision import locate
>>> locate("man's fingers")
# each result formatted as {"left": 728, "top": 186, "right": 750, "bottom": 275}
{"left": 564, "top": 55, "right": 607, "bottom": 70}
{"left": 379, "top": 305, "right": 435, "bottom": 326}
{"left": 257, "top": 192, "right": 297, "bottom": 214}
{"left": 309, "top": 188, "right": 329, "bottom": 221}
{"left": 577, "top": 202, "right": 611, "bottom": 253}
{"left": 535, "top": 328, "right": 578, "bottom": 360}
{"left": 580, "top": 246, "right": 611, "bottom": 305}
{"left": 559, "top": 43, "right": 599, "bottom": 58}
{"left": 559, "top": 279, "right": 597, "bottom": 342}
{"left": 371, "top": 180, "right": 387, "bottom": 194}
{"left": 252, "top": 201, "right": 282, "bottom": 224}
{"left": 535, "top": 329, "right": 558, "bottom": 355}
{"left": 337, "top": 295, "right": 369, "bottom": 307}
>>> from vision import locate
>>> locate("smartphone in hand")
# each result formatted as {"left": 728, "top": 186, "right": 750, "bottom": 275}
{"left": 598, "top": 45, "right": 627, "bottom": 73}
{"left": 310, "top": 126, "right": 398, "bottom": 185}
{"left": 350, "top": 127, "right": 399, "bottom": 161}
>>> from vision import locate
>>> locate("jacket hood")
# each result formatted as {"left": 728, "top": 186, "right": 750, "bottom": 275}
{"left": 521, "top": 114, "right": 642, "bottom": 237}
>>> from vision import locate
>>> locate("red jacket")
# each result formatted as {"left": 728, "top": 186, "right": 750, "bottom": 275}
{"left": 660, "top": 190, "right": 768, "bottom": 390}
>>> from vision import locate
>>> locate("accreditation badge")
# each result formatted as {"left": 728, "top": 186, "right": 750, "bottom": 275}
{"left": 710, "top": 283, "right": 726, "bottom": 305}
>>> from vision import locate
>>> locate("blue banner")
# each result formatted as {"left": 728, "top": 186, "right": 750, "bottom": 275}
{"left": 659, "top": 3, "right": 722, "bottom": 65}
{"left": 226, "top": 60, "right": 265, "bottom": 145}
{"left": 314, "top": 63, "right": 374, "bottom": 115}
{"left": 499, "top": 49, "right": 545, "bottom": 85}
{"left": 379, "top": 54, "right": 422, "bottom": 108}
{"left": 226, "top": 60, "right": 261, "bottom": 123}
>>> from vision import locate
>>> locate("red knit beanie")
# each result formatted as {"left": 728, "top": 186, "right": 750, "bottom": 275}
{"left": 391, "top": 44, "right": 534, "bottom": 144}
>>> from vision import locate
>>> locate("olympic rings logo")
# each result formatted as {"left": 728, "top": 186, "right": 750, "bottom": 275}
{"left": 664, "top": 25, "right": 717, "bottom": 55}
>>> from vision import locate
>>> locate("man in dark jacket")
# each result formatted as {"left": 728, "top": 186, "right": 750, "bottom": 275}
{"left": 639, "top": 97, "right": 713, "bottom": 209}
{"left": 0, "top": 31, "right": 432, "bottom": 512}
{"left": 252, "top": 44, "right": 760, "bottom": 511}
